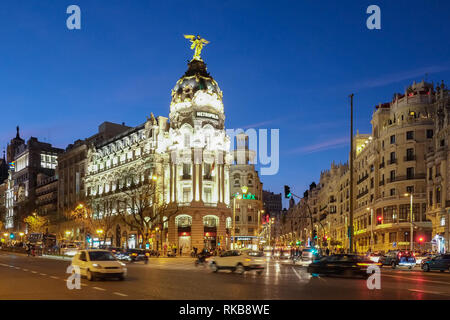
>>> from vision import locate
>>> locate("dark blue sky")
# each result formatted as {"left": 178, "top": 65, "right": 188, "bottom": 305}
{"left": 1, "top": 1, "right": 449, "bottom": 207}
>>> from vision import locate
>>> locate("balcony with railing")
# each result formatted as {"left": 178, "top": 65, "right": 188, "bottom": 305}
{"left": 387, "top": 158, "right": 397, "bottom": 165}
{"left": 387, "top": 173, "right": 426, "bottom": 183}
{"left": 357, "top": 189, "right": 369, "bottom": 199}
{"left": 404, "top": 155, "right": 416, "bottom": 162}
{"left": 357, "top": 174, "right": 369, "bottom": 185}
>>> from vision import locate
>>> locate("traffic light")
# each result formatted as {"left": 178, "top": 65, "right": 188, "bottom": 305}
{"left": 418, "top": 236, "right": 424, "bottom": 244}
{"left": 9, "top": 233, "right": 14, "bottom": 239}
{"left": 377, "top": 216, "right": 383, "bottom": 223}
{"left": 284, "top": 185, "right": 291, "bottom": 199}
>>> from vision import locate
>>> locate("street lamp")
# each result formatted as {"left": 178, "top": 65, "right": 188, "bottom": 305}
{"left": 404, "top": 193, "right": 414, "bottom": 252}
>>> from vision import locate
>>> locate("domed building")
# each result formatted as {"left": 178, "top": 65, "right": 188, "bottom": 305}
{"left": 164, "top": 58, "right": 232, "bottom": 252}
{"left": 84, "top": 44, "right": 232, "bottom": 252}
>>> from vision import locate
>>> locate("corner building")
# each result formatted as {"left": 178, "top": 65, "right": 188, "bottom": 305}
{"left": 85, "top": 57, "right": 232, "bottom": 251}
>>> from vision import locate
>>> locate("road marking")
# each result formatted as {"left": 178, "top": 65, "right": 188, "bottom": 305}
{"left": 408, "top": 289, "right": 448, "bottom": 296}
{"left": 31, "top": 271, "right": 37, "bottom": 274}
{"left": 113, "top": 292, "right": 128, "bottom": 297}
{"left": 291, "top": 267, "right": 303, "bottom": 281}
{"left": 23, "top": 269, "right": 29, "bottom": 271}
{"left": 14, "top": 267, "right": 20, "bottom": 269}
{"left": 383, "top": 274, "right": 450, "bottom": 285}
{"left": 50, "top": 276, "right": 59, "bottom": 279}
{"left": 93, "top": 287, "right": 106, "bottom": 291}
{"left": 40, "top": 273, "right": 47, "bottom": 276}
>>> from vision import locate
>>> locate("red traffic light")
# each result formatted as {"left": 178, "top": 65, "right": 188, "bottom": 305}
{"left": 418, "top": 237, "right": 424, "bottom": 243}
{"left": 377, "top": 216, "right": 382, "bottom": 221}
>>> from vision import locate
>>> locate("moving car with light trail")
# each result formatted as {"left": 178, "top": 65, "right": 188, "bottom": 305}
{"left": 298, "top": 247, "right": 321, "bottom": 266}
{"left": 71, "top": 249, "right": 127, "bottom": 281}
{"left": 209, "top": 250, "right": 265, "bottom": 274}
{"left": 421, "top": 254, "right": 450, "bottom": 272}
{"left": 307, "top": 254, "right": 381, "bottom": 278}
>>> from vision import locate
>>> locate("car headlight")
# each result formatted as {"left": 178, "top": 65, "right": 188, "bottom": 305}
{"left": 92, "top": 263, "right": 102, "bottom": 269}
{"left": 119, "top": 262, "right": 126, "bottom": 267}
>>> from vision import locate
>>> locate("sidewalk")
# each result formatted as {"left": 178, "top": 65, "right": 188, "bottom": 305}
{"left": 1, "top": 249, "right": 72, "bottom": 261}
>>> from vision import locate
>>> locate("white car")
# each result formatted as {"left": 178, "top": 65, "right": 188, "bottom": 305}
{"left": 209, "top": 250, "right": 265, "bottom": 274}
{"left": 61, "top": 243, "right": 79, "bottom": 257}
{"left": 71, "top": 249, "right": 127, "bottom": 281}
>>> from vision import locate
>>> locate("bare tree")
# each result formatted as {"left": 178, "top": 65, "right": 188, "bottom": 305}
{"left": 117, "top": 172, "right": 180, "bottom": 249}
{"left": 70, "top": 198, "right": 119, "bottom": 247}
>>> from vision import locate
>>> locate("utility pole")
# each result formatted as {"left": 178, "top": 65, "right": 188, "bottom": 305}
{"left": 349, "top": 93, "right": 354, "bottom": 253}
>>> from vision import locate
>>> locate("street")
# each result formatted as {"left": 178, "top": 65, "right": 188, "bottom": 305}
{"left": 0, "top": 252, "right": 449, "bottom": 300}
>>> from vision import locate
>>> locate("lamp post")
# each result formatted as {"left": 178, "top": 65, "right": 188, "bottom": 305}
{"left": 367, "top": 207, "right": 374, "bottom": 252}
{"left": 257, "top": 209, "right": 264, "bottom": 250}
{"left": 405, "top": 193, "right": 414, "bottom": 252}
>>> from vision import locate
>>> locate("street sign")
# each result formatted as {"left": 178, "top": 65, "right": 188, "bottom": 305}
{"left": 392, "top": 242, "right": 397, "bottom": 248}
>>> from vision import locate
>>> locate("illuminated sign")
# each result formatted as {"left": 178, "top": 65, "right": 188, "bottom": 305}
{"left": 234, "top": 193, "right": 256, "bottom": 200}
{"left": 196, "top": 111, "right": 219, "bottom": 120}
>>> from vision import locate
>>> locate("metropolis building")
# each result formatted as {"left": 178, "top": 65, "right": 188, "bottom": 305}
{"left": 84, "top": 54, "right": 232, "bottom": 251}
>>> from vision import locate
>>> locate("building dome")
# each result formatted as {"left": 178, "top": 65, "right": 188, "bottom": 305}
{"left": 170, "top": 59, "right": 224, "bottom": 115}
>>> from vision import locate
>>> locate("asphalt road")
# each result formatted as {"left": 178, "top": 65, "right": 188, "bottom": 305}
{"left": 0, "top": 252, "right": 449, "bottom": 300}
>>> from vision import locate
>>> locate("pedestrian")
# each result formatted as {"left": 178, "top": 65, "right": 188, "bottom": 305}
{"left": 326, "top": 247, "right": 330, "bottom": 256}
{"left": 194, "top": 247, "right": 198, "bottom": 256}
{"left": 180, "top": 246, "right": 183, "bottom": 256}
{"left": 26, "top": 243, "right": 31, "bottom": 257}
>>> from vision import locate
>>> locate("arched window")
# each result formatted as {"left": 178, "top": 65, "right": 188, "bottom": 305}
{"left": 247, "top": 173, "right": 253, "bottom": 186}
{"left": 226, "top": 217, "right": 232, "bottom": 229}
{"left": 233, "top": 173, "right": 240, "bottom": 186}
{"left": 203, "top": 215, "right": 219, "bottom": 227}
{"left": 175, "top": 215, "right": 192, "bottom": 227}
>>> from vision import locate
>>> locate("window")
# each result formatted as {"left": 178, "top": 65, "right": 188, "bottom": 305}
{"left": 441, "top": 216, "right": 446, "bottom": 227}
{"left": 406, "top": 167, "right": 414, "bottom": 179}
{"left": 406, "top": 186, "right": 414, "bottom": 194}
{"left": 204, "top": 163, "right": 211, "bottom": 179}
{"left": 429, "top": 191, "right": 433, "bottom": 206}
{"left": 390, "top": 135, "right": 396, "bottom": 144}
{"left": 183, "top": 188, "right": 191, "bottom": 203}
{"left": 204, "top": 188, "right": 212, "bottom": 203}
{"left": 183, "top": 163, "right": 191, "bottom": 178}
{"left": 429, "top": 167, "right": 433, "bottom": 180}
{"left": 248, "top": 215, "right": 252, "bottom": 222}
{"left": 79, "top": 251, "right": 86, "bottom": 261}
{"left": 389, "top": 232, "right": 397, "bottom": 243}
{"left": 406, "top": 148, "right": 414, "bottom": 161}
{"left": 390, "top": 188, "right": 396, "bottom": 196}
{"left": 436, "top": 187, "right": 441, "bottom": 205}
{"left": 406, "top": 131, "right": 414, "bottom": 140}
{"left": 390, "top": 170, "right": 395, "bottom": 182}
{"left": 426, "top": 129, "right": 433, "bottom": 139}
{"left": 440, "top": 139, "right": 445, "bottom": 147}
{"left": 235, "top": 216, "right": 240, "bottom": 222}
{"left": 390, "top": 152, "right": 396, "bottom": 163}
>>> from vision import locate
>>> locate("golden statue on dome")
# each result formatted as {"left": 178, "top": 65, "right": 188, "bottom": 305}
{"left": 184, "top": 35, "right": 209, "bottom": 61}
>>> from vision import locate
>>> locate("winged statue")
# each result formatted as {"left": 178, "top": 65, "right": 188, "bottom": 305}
{"left": 184, "top": 35, "right": 209, "bottom": 61}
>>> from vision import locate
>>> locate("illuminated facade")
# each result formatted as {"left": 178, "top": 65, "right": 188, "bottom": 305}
{"left": 426, "top": 81, "right": 450, "bottom": 253}
{"left": 230, "top": 133, "right": 264, "bottom": 249}
{"left": 277, "top": 80, "right": 440, "bottom": 254}
{"left": 84, "top": 56, "right": 232, "bottom": 252}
